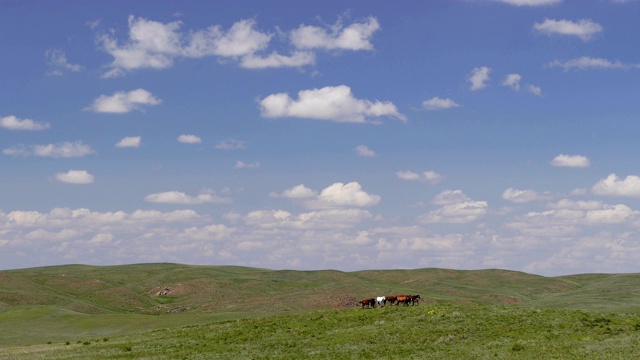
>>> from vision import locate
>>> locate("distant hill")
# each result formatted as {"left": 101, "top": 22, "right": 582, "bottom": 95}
{"left": 3, "top": 263, "right": 640, "bottom": 314}
{"left": 2, "top": 263, "right": 640, "bottom": 347}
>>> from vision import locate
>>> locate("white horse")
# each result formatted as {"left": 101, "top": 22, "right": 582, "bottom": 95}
{"left": 376, "top": 296, "right": 386, "bottom": 307}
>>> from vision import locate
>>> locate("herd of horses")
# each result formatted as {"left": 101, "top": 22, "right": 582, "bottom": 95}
{"left": 359, "top": 295, "right": 421, "bottom": 308}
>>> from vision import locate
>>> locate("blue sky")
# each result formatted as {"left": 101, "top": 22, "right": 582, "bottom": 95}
{"left": 2, "top": 0, "right": 640, "bottom": 275}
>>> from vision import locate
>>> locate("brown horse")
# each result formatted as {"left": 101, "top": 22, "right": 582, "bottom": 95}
{"left": 385, "top": 295, "right": 397, "bottom": 305}
{"left": 360, "top": 298, "right": 376, "bottom": 308}
{"left": 395, "top": 295, "right": 411, "bottom": 306}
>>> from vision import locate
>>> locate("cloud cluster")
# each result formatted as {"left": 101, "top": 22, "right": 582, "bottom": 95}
{"left": 4, "top": 141, "right": 95, "bottom": 158}
{"left": 99, "top": 15, "right": 379, "bottom": 77}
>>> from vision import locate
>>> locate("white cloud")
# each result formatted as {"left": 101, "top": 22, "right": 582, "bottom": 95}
{"left": 240, "top": 51, "right": 315, "bottom": 69}
{"left": 115, "top": 136, "right": 142, "bottom": 148}
{"left": 419, "top": 190, "right": 488, "bottom": 224}
{"left": 259, "top": 85, "right": 406, "bottom": 123}
{"left": 422, "top": 97, "right": 460, "bottom": 110}
{"left": 0, "top": 115, "right": 50, "bottom": 131}
{"left": 215, "top": 139, "right": 246, "bottom": 150}
{"left": 525, "top": 84, "right": 542, "bottom": 96}
{"left": 502, "top": 74, "right": 522, "bottom": 91}
{"left": 271, "top": 184, "right": 318, "bottom": 199}
{"left": 533, "top": 18, "right": 603, "bottom": 41}
{"left": 396, "top": 170, "right": 444, "bottom": 184}
{"left": 502, "top": 188, "right": 550, "bottom": 203}
{"left": 547, "top": 57, "right": 638, "bottom": 71}
{"left": 496, "top": 0, "right": 562, "bottom": 5}
{"left": 432, "top": 189, "right": 471, "bottom": 205}
{"left": 55, "top": 170, "right": 95, "bottom": 184}
{"left": 177, "top": 134, "right": 202, "bottom": 144}
{"left": 235, "top": 161, "right": 260, "bottom": 169}
{"left": 468, "top": 66, "right": 491, "bottom": 91}
{"left": 144, "top": 190, "right": 231, "bottom": 204}
{"left": 551, "top": 154, "right": 591, "bottom": 168}
{"left": 4, "top": 142, "right": 95, "bottom": 158}
{"left": 592, "top": 174, "right": 640, "bottom": 197}
{"left": 45, "top": 48, "right": 83, "bottom": 76}
{"left": 85, "top": 89, "right": 161, "bottom": 113}
{"left": 354, "top": 145, "right": 376, "bottom": 157}
{"left": 35, "top": 141, "right": 95, "bottom": 158}
{"left": 275, "top": 182, "right": 380, "bottom": 210}
{"left": 290, "top": 16, "right": 380, "bottom": 51}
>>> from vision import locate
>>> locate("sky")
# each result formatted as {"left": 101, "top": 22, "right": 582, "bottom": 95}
{"left": 1, "top": 0, "right": 640, "bottom": 276}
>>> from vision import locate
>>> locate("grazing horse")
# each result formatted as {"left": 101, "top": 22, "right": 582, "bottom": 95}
{"left": 360, "top": 298, "right": 376, "bottom": 308}
{"left": 376, "top": 296, "right": 386, "bottom": 307}
{"left": 385, "top": 295, "right": 397, "bottom": 305}
{"left": 410, "top": 295, "right": 421, "bottom": 305}
{"left": 395, "top": 295, "right": 411, "bottom": 306}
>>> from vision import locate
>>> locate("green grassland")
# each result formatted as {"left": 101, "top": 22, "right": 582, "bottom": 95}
{"left": 2, "top": 263, "right": 640, "bottom": 358}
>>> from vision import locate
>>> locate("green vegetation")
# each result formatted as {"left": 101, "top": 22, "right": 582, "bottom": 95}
{"left": 2, "top": 263, "right": 640, "bottom": 358}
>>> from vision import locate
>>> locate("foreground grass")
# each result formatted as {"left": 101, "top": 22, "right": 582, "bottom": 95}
{"left": 4, "top": 302, "right": 640, "bottom": 359}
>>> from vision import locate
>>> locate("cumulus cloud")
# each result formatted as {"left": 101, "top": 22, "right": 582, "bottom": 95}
{"left": 271, "top": 184, "right": 318, "bottom": 199}
{"left": 235, "top": 161, "right": 260, "bottom": 169}
{"left": 144, "top": 190, "right": 231, "bottom": 204}
{"left": 547, "top": 57, "right": 638, "bottom": 71}
{"left": 592, "top": 174, "right": 640, "bottom": 197}
{"left": 533, "top": 18, "right": 603, "bottom": 41}
{"left": 354, "top": 145, "right": 376, "bottom": 157}
{"left": 0, "top": 115, "right": 50, "bottom": 131}
{"left": 45, "top": 48, "right": 83, "bottom": 76}
{"left": 502, "top": 188, "right": 551, "bottom": 203}
{"left": 422, "top": 97, "right": 460, "bottom": 110}
{"left": 55, "top": 170, "right": 95, "bottom": 184}
{"left": 115, "top": 136, "right": 141, "bottom": 148}
{"left": 259, "top": 85, "right": 406, "bottom": 123}
{"left": 496, "top": 0, "right": 562, "bottom": 5}
{"left": 502, "top": 73, "right": 543, "bottom": 95}
{"left": 215, "top": 139, "right": 246, "bottom": 150}
{"left": 290, "top": 16, "right": 380, "bottom": 51}
{"left": 468, "top": 66, "right": 491, "bottom": 91}
{"left": 240, "top": 51, "right": 315, "bottom": 69}
{"left": 551, "top": 154, "right": 591, "bottom": 168}
{"left": 177, "top": 134, "right": 202, "bottom": 144}
{"left": 85, "top": 89, "right": 161, "bottom": 113}
{"left": 274, "top": 182, "right": 380, "bottom": 210}
{"left": 396, "top": 170, "right": 444, "bottom": 184}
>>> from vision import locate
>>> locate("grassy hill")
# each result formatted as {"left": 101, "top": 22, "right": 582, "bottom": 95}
{"left": 2, "top": 263, "right": 640, "bottom": 357}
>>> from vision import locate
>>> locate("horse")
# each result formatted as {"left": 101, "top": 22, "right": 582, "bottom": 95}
{"left": 376, "top": 296, "right": 386, "bottom": 307}
{"left": 410, "top": 295, "right": 421, "bottom": 305}
{"left": 395, "top": 295, "right": 411, "bottom": 306}
{"left": 360, "top": 298, "right": 376, "bottom": 308}
{"left": 385, "top": 295, "right": 397, "bottom": 305}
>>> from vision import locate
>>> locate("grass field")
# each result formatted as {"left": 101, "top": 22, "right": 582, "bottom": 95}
{"left": 2, "top": 263, "right": 640, "bottom": 358}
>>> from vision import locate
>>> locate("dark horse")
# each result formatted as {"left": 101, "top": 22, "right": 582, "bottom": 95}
{"left": 360, "top": 298, "right": 376, "bottom": 308}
